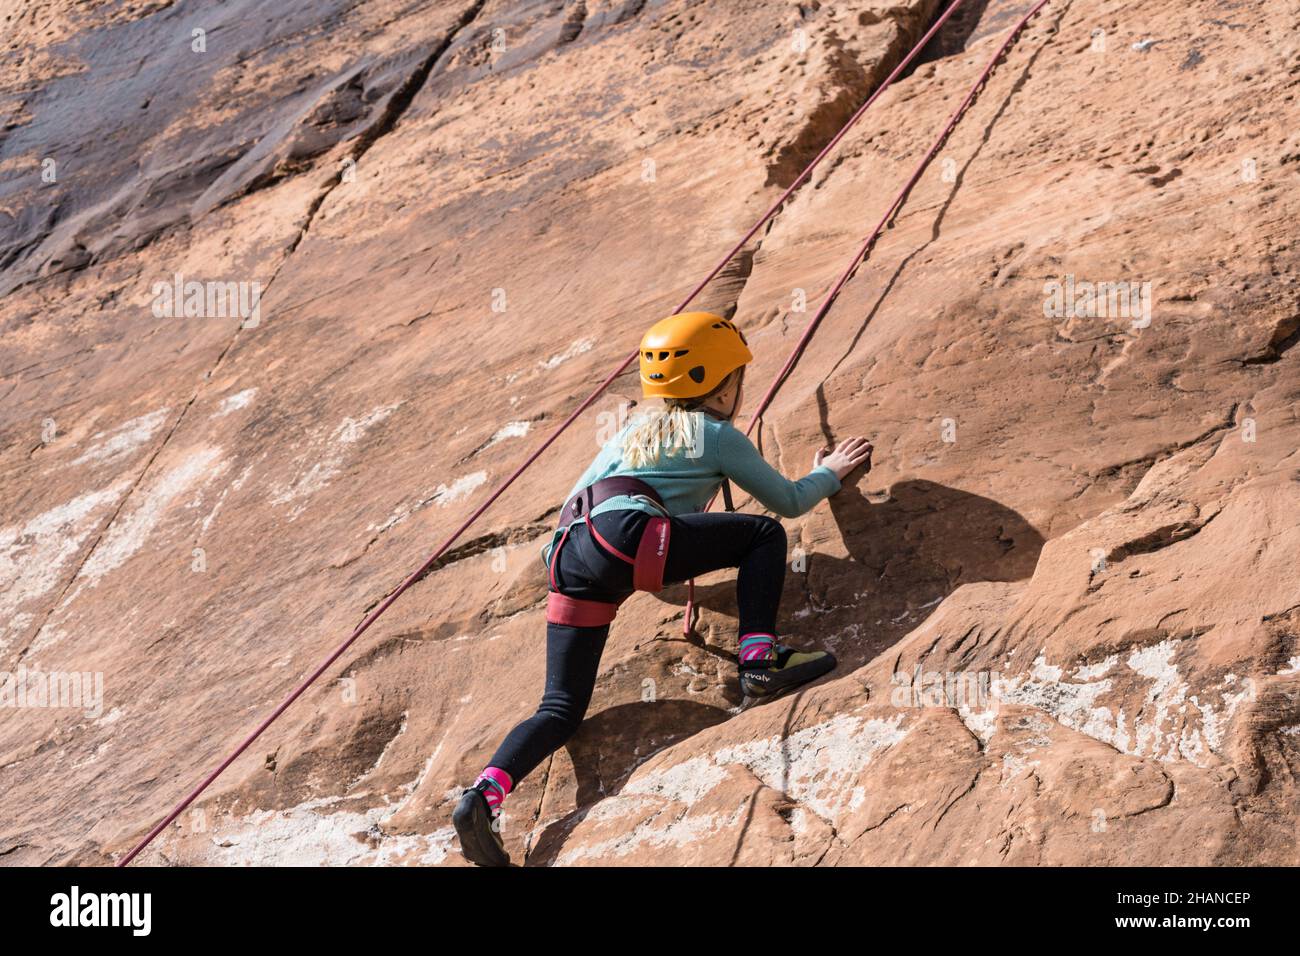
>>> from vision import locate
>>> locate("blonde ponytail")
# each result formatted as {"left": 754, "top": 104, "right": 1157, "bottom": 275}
{"left": 621, "top": 404, "right": 702, "bottom": 469}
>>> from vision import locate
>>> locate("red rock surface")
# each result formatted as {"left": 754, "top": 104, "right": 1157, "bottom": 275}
{"left": 1, "top": 0, "right": 1297, "bottom": 865}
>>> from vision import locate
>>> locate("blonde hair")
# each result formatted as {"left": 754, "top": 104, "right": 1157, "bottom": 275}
{"left": 621, "top": 368, "right": 742, "bottom": 468}
{"left": 621, "top": 404, "right": 702, "bottom": 469}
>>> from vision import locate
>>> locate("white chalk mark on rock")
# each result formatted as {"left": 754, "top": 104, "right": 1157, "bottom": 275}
{"left": 0, "top": 481, "right": 132, "bottom": 651}
{"left": 212, "top": 388, "right": 258, "bottom": 418}
{"left": 70, "top": 408, "right": 170, "bottom": 467}
{"left": 75, "top": 447, "right": 225, "bottom": 591}
{"left": 270, "top": 403, "right": 402, "bottom": 519}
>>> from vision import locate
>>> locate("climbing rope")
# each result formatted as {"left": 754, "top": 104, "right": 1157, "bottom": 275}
{"left": 115, "top": 0, "right": 1043, "bottom": 866}
{"left": 683, "top": 0, "right": 1054, "bottom": 632}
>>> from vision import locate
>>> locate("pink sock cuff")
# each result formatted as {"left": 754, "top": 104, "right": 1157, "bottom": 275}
{"left": 478, "top": 766, "right": 513, "bottom": 795}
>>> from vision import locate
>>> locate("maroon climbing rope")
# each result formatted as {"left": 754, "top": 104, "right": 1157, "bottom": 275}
{"left": 683, "top": 0, "right": 1055, "bottom": 630}
{"left": 117, "top": 0, "right": 993, "bottom": 866}
{"left": 744, "top": 0, "right": 1054, "bottom": 430}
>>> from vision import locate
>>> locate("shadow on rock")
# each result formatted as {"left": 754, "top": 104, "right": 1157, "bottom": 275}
{"left": 658, "top": 479, "right": 1044, "bottom": 670}
{"left": 524, "top": 698, "right": 730, "bottom": 866}
{"left": 525, "top": 482, "right": 1041, "bottom": 864}
{"left": 821, "top": 477, "right": 1044, "bottom": 666}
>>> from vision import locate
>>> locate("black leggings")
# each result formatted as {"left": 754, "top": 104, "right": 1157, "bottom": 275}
{"left": 486, "top": 510, "right": 787, "bottom": 784}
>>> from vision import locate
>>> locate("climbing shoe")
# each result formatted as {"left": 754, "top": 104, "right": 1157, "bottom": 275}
{"left": 453, "top": 783, "right": 510, "bottom": 868}
{"left": 738, "top": 644, "right": 837, "bottom": 704}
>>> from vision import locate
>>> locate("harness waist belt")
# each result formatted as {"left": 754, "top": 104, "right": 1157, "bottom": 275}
{"left": 558, "top": 475, "right": 665, "bottom": 529}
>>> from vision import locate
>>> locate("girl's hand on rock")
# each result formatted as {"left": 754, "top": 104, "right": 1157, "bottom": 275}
{"left": 815, "top": 437, "right": 873, "bottom": 482}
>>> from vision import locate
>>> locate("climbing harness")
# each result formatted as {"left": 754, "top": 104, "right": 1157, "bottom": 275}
{"left": 117, "top": 0, "right": 1055, "bottom": 865}
{"left": 545, "top": 475, "right": 671, "bottom": 627}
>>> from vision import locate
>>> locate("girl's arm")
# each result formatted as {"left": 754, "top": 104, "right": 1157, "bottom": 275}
{"left": 717, "top": 424, "right": 842, "bottom": 518}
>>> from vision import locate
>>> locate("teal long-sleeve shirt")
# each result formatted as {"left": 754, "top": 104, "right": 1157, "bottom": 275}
{"left": 544, "top": 413, "right": 841, "bottom": 565}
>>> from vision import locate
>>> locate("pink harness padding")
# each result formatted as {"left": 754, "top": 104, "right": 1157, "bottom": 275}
{"left": 632, "top": 517, "right": 670, "bottom": 593}
{"left": 546, "top": 592, "right": 624, "bottom": 627}
{"left": 582, "top": 513, "right": 671, "bottom": 594}
{"left": 546, "top": 511, "right": 672, "bottom": 627}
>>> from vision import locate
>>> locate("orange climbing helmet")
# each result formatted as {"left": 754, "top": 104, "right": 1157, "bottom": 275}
{"left": 639, "top": 311, "right": 753, "bottom": 400}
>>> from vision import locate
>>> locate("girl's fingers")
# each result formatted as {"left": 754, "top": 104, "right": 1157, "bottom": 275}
{"left": 825, "top": 436, "right": 874, "bottom": 475}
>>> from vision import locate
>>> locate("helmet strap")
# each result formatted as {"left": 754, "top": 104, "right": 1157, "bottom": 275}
{"left": 674, "top": 367, "right": 743, "bottom": 422}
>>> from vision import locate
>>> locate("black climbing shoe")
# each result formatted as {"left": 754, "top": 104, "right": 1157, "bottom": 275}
{"left": 738, "top": 644, "right": 837, "bottom": 704}
{"left": 453, "top": 784, "right": 510, "bottom": 868}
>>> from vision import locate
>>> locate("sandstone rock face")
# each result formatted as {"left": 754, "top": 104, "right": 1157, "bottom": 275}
{"left": 1, "top": 0, "right": 1296, "bottom": 866}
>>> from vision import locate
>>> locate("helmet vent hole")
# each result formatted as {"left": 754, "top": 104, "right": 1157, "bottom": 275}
{"left": 688, "top": 365, "right": 706, "bottom": 384}
{"left": 658, "top": 351, "right": 669, "bottom": 360}
{"left": 674, "top": 349, "right": 688, "bottom": 357}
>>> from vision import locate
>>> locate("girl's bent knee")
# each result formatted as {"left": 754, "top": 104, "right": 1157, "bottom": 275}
{"left": 537, "top": 702, "right": 585, "bottom": 740}
{"left": 756, "top": 515, "right": 786, "bottom": 543}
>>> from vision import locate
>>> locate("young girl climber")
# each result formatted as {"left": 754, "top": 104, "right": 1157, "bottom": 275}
{"left": 453, "top": 310, "right": 873, "bottom": 866}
